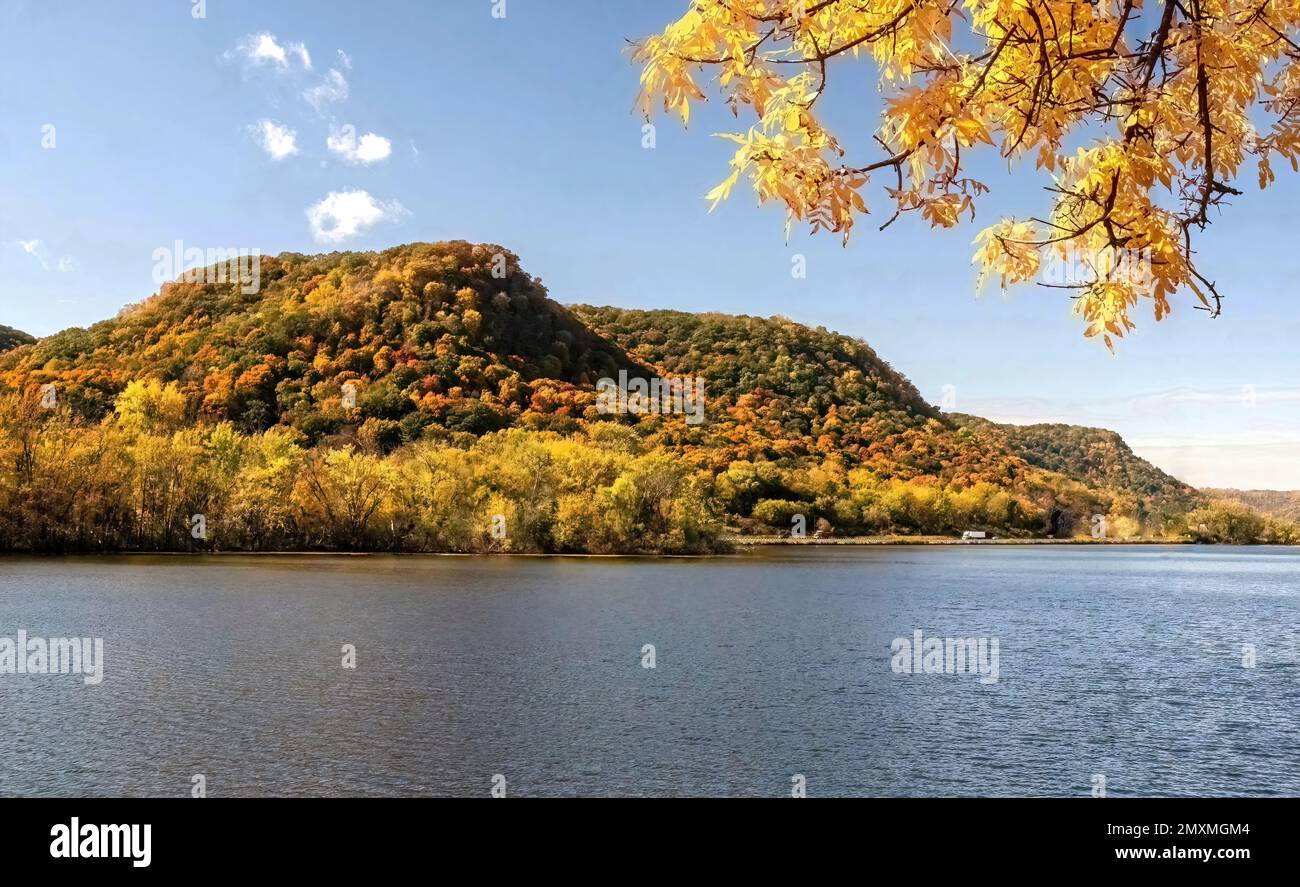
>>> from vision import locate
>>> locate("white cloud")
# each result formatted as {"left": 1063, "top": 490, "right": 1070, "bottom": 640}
{"left": 250, "top": 33, "right": 287, "bottom": 66}
{"left": 337, "top": 49, "right": 353, "bottom": 70}
{"left": 303, "top": 69, "right": 349, "bottom": 112}
{"left": 306, "top": 190, "right": 406, "bottom": 244}
{"left": 8, "top": 239, "right": 76, "bottom": 272}
{"left": 17, "top": 239, "right": 48, "bottom": 269}
{"left": 326, "top": 127, "right": 392, "bottom": 165}
{"left": 228, "top": 33, "right": 311, "bottom": 70}
{"left": 251, "top": 120, "right": 300, "bottom": 160}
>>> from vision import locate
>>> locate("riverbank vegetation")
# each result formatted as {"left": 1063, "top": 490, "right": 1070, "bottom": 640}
{"left": 2, "top": 383, "right": 1294, "bottom": 553}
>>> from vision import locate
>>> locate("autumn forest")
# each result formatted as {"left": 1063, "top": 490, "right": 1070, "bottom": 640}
{"left": 0, "top": 241, "right": 1289, "bottom": 554}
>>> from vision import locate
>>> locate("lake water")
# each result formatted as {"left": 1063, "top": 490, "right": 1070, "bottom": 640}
{"left": 2, "top": 545, "right": 1298, "bottom": 797}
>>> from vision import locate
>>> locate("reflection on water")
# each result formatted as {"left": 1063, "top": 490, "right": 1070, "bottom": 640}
{"left": 1, "top": 545, "right": 1298, "bottom": 797}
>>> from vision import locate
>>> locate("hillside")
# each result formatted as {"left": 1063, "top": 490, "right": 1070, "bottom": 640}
{"left": 0, "top": 241, "right": 1276, "bottom": 553}
{"left": 0, "top": 242, "right": 642, "bottom": 436}
{"left": 0, "top": 324, "right": 34, "bottom": 352}
{"left": 1206, "top": 489, "right": 1300, "bottom": 522}
{"left": 953, "top": 415, "right": 1200, "bottom": 526}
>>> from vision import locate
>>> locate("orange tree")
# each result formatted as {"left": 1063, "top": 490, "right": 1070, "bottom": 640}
{"left": 634, "top": 1, "right": 1300, "bottom": 346}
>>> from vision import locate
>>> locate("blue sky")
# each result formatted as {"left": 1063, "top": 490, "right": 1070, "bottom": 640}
{"left": 1, "top": 0, "right": 1297, "bottom": 488}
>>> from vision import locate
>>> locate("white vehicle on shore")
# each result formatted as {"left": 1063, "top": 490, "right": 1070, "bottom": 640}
{"left": 961, "top": 530, "right": 988, "bottom": 542}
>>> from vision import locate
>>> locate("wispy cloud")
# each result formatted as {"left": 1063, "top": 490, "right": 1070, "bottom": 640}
{"left": 17, "top": 239, "right": 49, "bottom": 270}
{"left": 250, "top": 119, "right": 300, "bottom": 160}
{"left": 306, "top": 190, "right": 406, "bottom": 244}
{"left": 960, "top": 386, "right": 1300, "bottom": 428}
{"left": 1129, "top": 436, "right": 1300, "bottom": 490}
{"left": 326, "top": 127, "right": 391, "bottom": 165}
{"left": 304, "top": 69, "right": 349, "bottom": 113}
{"left": 9, "top": 239, "right": 76, "bottom": 273}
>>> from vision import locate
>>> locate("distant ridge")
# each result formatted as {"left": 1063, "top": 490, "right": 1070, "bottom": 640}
{"left": 1206, "top": 489, "right": 1300, "bottom": 522}
{"left": 0, "top": 324, "right": 34, "bottom": 353}
{"left": 952, "top": 415, "right": 1198, "bottom": 518}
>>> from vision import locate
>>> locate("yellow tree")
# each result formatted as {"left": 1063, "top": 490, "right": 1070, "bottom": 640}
{"left": 635, "top": 1, "right": 1300, "bottom": 346}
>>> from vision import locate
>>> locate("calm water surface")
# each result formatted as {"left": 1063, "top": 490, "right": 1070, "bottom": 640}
{"left": 1, "top": 546, "right": 1298, "bottom": 797}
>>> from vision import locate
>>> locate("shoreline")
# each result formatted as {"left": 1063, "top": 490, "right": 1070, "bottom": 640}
{"left": 728, "top": 535, "right": 1207, "bottom": 546}
{"left": 0, "top": 538, "right": 1292, "bottom": 560}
